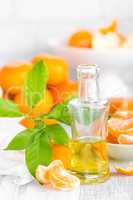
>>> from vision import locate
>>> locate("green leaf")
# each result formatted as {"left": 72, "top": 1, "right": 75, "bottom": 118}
{"left": 0, "top": 99, "right": 24, "bottom": 117}
{"left": 25, "top": 132, "right": 52, "bottom": 176}
{"left": 6, "top": 121, "right": 46, "bottom": 150}
{"left": 6, "top": 129, "right": 33, "bottom": 150}
{"left": 45, "top": 124, "right": 69, "bottom": 145}
{"left": 24, "top": 60, "right": 48, "bottom": 110}
{"left": 42, "top": 100, "right": 71, "bottom": 125}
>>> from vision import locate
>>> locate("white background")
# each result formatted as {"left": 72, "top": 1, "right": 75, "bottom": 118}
{"left": 0, "top": 0, "right": 133, "bottom": 56}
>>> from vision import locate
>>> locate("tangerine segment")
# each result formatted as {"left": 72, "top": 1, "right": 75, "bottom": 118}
{"left": 106, "top": 133, "right": 118, "bottom": 144}
{"left": 108, "top": 118, "right": 133, "bottom": 131}
{"left": 113, "top": 110, "right": 133, "bottom": 119}
{"left": 107, "top": 118, "right": 133, "bottom": 144}
{"left": 114, "top": 164, "right": 133, "bottom": 175}
{"left": 32, "top": 54, "right": 69, "bottom": 86}
{"left": 68, "top": 30, "right": 92, "bottom": 48}
{"left": 118, "top": 134, "right": 133, "bottom": 144}
{"left": 47, "top": 160, "right": 80, "bottom": 191}
{"left": 36, "top": 165, "right": 49, "bottom": 184}
{"left": 109, "top": 97, "right": 124, "bottom": 114}
{"left": 35, "top": 160, "right": 80, "bottom": 191}
{"left": 99, "top": 20, "right": 117, "bottom": 34}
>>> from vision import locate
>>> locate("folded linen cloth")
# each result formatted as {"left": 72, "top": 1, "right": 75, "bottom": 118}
{"left": 0, "top": 118, "right": 33, "bottom": 185}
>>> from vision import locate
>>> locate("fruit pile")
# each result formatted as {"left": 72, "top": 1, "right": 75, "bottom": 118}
{"left": 68, "top": 20, "right": 133, "bottom": 49}
{"left": 0, "top": 54, "right": 78, "bottom": 189}
{"left": 107, "top": 98, "right": 133, "bottom": 144}
{"left": 0, "top": 54, "right": 77, "bottom": 117}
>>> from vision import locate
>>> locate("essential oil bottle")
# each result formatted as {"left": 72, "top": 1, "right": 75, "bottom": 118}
{"left": 68, "top": 64, "right": 110, "bottom": 184}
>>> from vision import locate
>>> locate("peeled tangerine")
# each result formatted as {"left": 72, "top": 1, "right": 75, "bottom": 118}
{"left": 107, "top": 118, "right": 133, "bottom": 143}
{"left": 114, "top": 163, "right": 133, "bottom": 175}
{"left": 36, "top": 160, "right": 80, "bottom": 191}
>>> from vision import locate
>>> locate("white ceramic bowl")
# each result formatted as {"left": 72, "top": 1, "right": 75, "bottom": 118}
{"left": 47, "top": 38, "right": 133, "bottom": 88}
{"left": 108, "top": 143, "right": 133, "bottom": 161}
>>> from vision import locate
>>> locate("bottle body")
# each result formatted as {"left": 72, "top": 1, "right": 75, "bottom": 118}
{"left": 68, "top": 65, "right": 110, "bottom": 184}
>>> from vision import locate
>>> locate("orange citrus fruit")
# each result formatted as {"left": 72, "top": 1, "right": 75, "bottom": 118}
{"left": 20, "top": 118, "right": 35, "bottom": 129}
{"left": 107, "top": 118, "right": 133, "bottom": 143}
{"left": 20, "top": 118, "right": 58, "bottom": 129}
{"left": 32, "top": 54, "right": 69, "bottom": 86}
{"left": 114, "top": 163, "right": 133, "bottom": 175}
{"left": 48, "top": 80, "right": 77, "bottom": 105}
{"left": 47, "top": 160, "right": 80, "bottom": 191}
{"left": 109, "top": 97, "right": 125, "bottom": 114}
{"left": 42, "top": 119, "right": 58, "bottom": 125}
{"left": 52, "top": 144, "right": 71, "bottom": 169}
{"left": 113, "top": 110, "right": 133, "bottom": 119}
{"left": 14, "top": 90, "right": 29, "bottom": 113}
{"left": 36, "top": 165, "right": 49, "bottom": 184}
{"left": 68, "top": 30, "right": 92, "bottom": 48}
{"left": 109, "top": 98, "right": 133, "bottom": 115}
{"left": 123, "top": 99, "right": 133, "bottom": 110}
{"left": 14, "top": 89, "right": 54, "bottom": 117}
{"left": 106, "top": 133, "right": 118, "bottom": 144}
{"left": 36, "top": 160, "right": 80, "bottom": 191}
{"left": 31, "top": 90, "right": 53, "bottom": 117}
{"left": 0, "top": 62, "right": 32, "bottom": 92}
{"left": 108, "top": 118, "right": 133, "bottom": 131}
{"left": 99, "top": 20, "right": 117, "bottom": 34}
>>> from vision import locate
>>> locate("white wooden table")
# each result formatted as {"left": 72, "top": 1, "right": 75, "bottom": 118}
{"left": 0, "top": 174, "right": 133, "bottom": 200}
{"left": 0, "top": 118, "right": 133, "bottom": 200}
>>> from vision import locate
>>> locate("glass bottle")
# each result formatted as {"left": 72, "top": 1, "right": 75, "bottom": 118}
{"left": 68, "top": 64, "right": 110, "bottom": 184}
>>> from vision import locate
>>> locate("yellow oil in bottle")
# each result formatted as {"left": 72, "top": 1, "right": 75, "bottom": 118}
{"left": 68, "top": 136, "right": 110, "bottom": 184}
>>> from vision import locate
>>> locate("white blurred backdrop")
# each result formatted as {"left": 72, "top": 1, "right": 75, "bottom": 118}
{"left": 0, "top": 0, "right": 133, "bottom": 57}
{"left": 0, "top": 0, "right": 132, "bottom": 95}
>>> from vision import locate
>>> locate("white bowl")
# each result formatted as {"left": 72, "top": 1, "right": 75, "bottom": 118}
{"left": 47, "top": 37, "right": 133, "bottom": 88}
{"left": 108, "top": 143, "right": 133, "bottom": 161}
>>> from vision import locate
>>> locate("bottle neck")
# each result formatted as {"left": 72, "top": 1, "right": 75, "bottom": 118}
{"left": 77, "top": 65, "right": 100, "bottom": 102}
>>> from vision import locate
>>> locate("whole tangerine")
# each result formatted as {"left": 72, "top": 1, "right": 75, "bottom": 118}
{"left": 32, "top": 54, "right": 69, "bottom": 86}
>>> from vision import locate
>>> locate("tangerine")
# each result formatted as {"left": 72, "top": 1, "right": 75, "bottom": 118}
{"left": 68, "top": 30, "right": 92, "bottom": 48}
{"left": 32, "top": 54, "right": 69, "bottom": 85}
{"left": 52, "top": 144, "right": 71, "bottom": 169}
{"left": 48, "top": 80, "right": 77, "bottom": 105}
{"left": 0, "top": 62, "right": 32, "bottom": 92}
{"left": 14, "top": 89, "right": 54, "bottom": 117}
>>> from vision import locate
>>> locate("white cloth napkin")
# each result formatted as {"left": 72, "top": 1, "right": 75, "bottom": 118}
{"left": 0, "top": 118, "right": 33, "bottom": 185}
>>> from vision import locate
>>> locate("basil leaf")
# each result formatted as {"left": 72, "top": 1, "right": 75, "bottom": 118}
{"left": 6, "top": 129, "right": 33, "bottom": 150}
{"left": 25, "top": 132, "right": 52, "bottom": 176}
{"left": 45, "top": 124, "right": 69, "bottom": 145}
{"left": 0, "top": 99, "right": 24, "bottom": 117}
{"left": 24, "top": 60, "right": 48, "bottom": 110}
